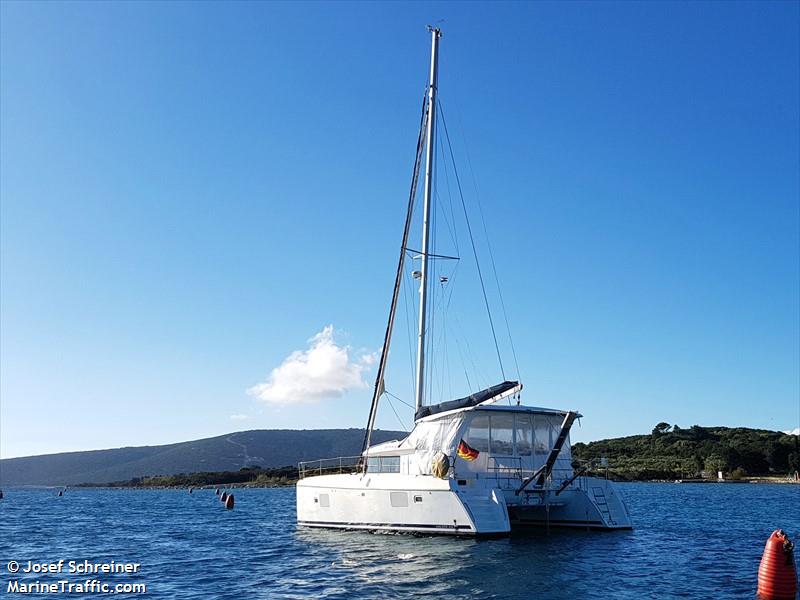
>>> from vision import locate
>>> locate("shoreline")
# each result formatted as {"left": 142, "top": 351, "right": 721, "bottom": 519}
{"left": 60, "top": 476, "right": 799, "bottom": 490}
{"left": 644, "top": 477, "right": 799, "bottom": 485}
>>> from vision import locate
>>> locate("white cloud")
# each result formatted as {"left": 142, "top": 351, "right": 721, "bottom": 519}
{"left": 783, "top": 427, "right": 800, "bottom": 436}
{"left": 248, "top": 325, "right": 376, "bottom": 405}
{"left": 229, "top": 414, "right": 250, "bottom": 421}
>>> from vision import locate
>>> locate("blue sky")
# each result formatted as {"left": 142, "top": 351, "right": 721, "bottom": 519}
{"left": 1, "top": 1, "right": 798, "bottom": 458}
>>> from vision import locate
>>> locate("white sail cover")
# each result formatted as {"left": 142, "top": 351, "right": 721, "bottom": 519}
{"left": 395, "top": 414, "right": 465, "bottom": 476}
{"left": 367, "top": 413, "right": 466, "bottom": 475}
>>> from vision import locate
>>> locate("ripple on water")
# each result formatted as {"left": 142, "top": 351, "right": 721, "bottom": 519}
{"left": 1, "top": 483, "right": 798, "bottom": 598}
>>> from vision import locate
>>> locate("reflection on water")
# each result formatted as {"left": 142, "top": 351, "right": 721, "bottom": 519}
{"left": 1, "top": 483, "right": 798, "bottom": 598}
{"left": 293, "top": 527, "right": 472, "bottom": 596}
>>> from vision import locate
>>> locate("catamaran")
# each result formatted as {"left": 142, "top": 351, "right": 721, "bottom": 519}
{"left": 296, "top": 28, "right": 632, "bottom": 536}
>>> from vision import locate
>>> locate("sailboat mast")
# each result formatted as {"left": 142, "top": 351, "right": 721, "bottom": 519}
{"left": 415, "top": 26, "right": 441, "bottom": 413}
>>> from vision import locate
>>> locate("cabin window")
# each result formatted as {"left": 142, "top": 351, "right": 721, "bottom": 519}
{"left": 465, "top": 414, "right": 489, "bottom": 452}
{"left": 367, "top": 456, "right": 400, "bottom": 473}
{"left": 533, "top": 414, "right": 555, "bottom": 458}
{"left": 390, "top": 492, "right": 409, "bottom": 507}
{"left": 489, "top": 413, "right": 514, "bottom": 455}
{"left": 515, "top": 414, "right": 533, "bottom": 456}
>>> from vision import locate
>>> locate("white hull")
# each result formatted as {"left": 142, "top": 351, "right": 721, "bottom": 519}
{"left": 296, "top": 473, "right": 630, "bottom": 536}
{"left": 507, "top": 478, "right": 633, "bottom": 530}
{"left": 297, "top": 473, "right": 509, "bottom": 536}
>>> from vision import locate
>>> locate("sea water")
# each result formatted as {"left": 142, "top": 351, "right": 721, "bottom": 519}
{"left": 1, "top": 483, "right": 798, "bottom": 598}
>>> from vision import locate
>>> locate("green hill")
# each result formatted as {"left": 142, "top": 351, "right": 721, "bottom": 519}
{"left": 3, "top": 424, "right": 796, "bottom": 487}
{"left": 572, "top": 423, "right": 799, "bottom": 480}
{"left": 0, "top": 428, "right": 405, "bottom": 486}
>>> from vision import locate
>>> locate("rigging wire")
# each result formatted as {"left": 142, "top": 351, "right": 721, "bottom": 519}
{"left": 434, "top": 140, "right": 462, "bottom": 403}
{"left": 434, "top": 142, "right": 460, "bottom": 254}
{"left": 427, "top": 256, "right": 462, "bottom": 401}
{"left": 454, "top": 335, "right": 473, "bottom": 391}
{"left": 419, "top": 138, "right": 471, "bottom": 398}
{"left": 452, "top": 311, "right": 488, "bottom": 390}
{"left": 452, "top": 107, "right": 522, "bottom": 385}
{"left": 428, "top": 132, "right": 464, "bottom": 405}
{"left": 441, "top": 261, "right": 462, "bottom": 400}
{"left": 361, "top": 89, "right": 428, "bottom": 455}
{"left": 437, "top": 129, "right": 462, "bottom": 402}
{"left": 385, "top": 389, "right": 414, "bottom": 409}
{"left": 400, "top": 261, "right": 417, "bottom": 396}
{"left": 438, "top": 100, "right": 507, "bottom": 382}
{"left": 433, "top": 134, "right": 448, "bottom": 405}
{"left": 382, "top": 392, "right": 410, "bottom": 432}
{"left": 439, "top": 130, "right": 461, "bottom": 256}
{"left": 440, "top": 278, "right": 452, "bottom": 403}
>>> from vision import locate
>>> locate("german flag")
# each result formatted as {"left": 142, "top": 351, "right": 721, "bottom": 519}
{"left": 457, "top": 439, "right": 479, "bottom": 461}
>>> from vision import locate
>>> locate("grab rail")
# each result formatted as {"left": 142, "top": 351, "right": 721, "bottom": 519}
{"left": 298, "top": 455, "right": 402, "bottom": 478}
{"left": 298, "top": 456, "right": 362, "bottom": 479}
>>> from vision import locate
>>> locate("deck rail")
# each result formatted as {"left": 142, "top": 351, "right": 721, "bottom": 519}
{"left": 488, "top": 456, "right": 578, "bottom": 491}
{"left": 297, "top": 455, "right": 403, "bottom": 478}
{"left": 298, "top": 455, "right": 362, "bottom": 479}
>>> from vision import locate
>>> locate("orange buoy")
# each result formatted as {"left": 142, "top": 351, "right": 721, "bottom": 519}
{"left": 225, "top": 494, "right": 234, "bottom": 510}
{"left": 758, "top": 529, "right": 798, "bottom": 600}
{"left": 220, "top": 491, "right": 228, "bottom": 502}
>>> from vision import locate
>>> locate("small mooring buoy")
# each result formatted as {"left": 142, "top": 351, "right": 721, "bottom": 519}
{"left": 757, "top": 529, "right": 798, "bottom": 600}
{"left": 220, "top": 491, "right": 228, "bottom": 502}
{"left": 225, "top": 494, "right": 234, "bottom": 510}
